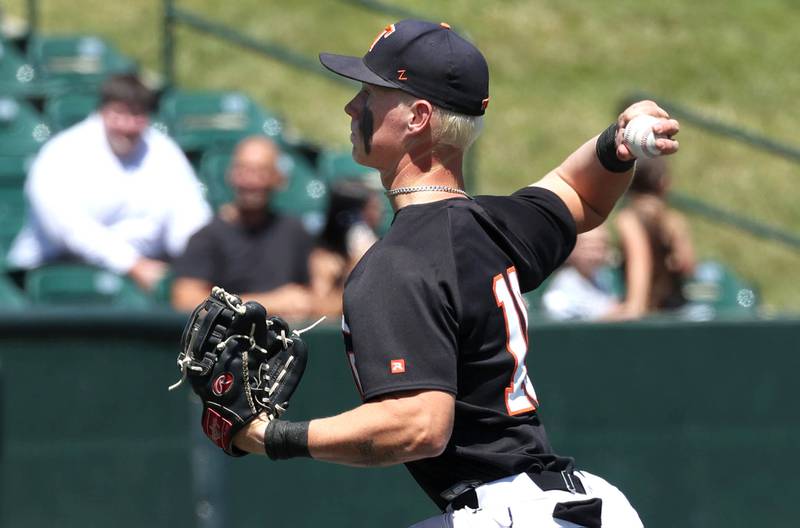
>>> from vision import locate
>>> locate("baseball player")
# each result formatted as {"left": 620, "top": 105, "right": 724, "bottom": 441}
{"left": 232, "top": 19, "right": 679, "bottom": 526}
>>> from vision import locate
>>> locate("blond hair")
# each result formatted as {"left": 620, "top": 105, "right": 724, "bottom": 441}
{"left": 432, "top": 106, "right": 484, "bottom": 151}
{"left": 398, "top": 92, "right": 484, "bottom": 151}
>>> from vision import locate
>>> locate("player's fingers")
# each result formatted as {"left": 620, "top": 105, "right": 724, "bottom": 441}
{"left": 619, "top": 100, "right": 670, "bottom": 127}
{"left": 616, "top": 143, "right": 636, "bottom": 162}
{"left": 655, "top": 137, "right": 680, "bottom": 155}
{"left": 653, "top": 118, "right": 680, "bottom": 137}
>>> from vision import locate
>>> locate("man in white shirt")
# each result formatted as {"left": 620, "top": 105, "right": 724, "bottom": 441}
{"left": 542, "top": 225, "right": 622, "bottom": 321}
{"left": 8, "top": 74, "right": 211, "bottom": 291}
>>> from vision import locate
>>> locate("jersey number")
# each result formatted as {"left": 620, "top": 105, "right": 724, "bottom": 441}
{"left": 492, "top": 267, "right": 538, "bottom": 415}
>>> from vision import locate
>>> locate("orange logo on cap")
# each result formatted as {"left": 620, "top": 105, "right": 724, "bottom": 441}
{"left": 397, "top": 69, "right": 408, "bottom": 81}
{"left": 368, "top": 24, "right": 396, "bottom": 52}
{"left": 481, "top": 97, "right": 490, "bottom": 111}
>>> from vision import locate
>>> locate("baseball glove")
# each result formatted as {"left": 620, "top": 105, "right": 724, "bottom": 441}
{"left": 169, "top": 287, "right": 309, "bottom": 456}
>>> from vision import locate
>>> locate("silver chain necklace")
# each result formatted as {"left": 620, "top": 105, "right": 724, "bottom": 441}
{"left": 385, "top": 185, "right": 470, "bottom": 198}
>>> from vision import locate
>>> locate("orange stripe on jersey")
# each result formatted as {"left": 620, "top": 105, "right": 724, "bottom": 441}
{"left": 493, "top": 267, "right": 537, "bottom": 416}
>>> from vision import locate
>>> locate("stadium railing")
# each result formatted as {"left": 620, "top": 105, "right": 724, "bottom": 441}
{"left": 624, "top": 91, "right": 800, "bottom": 254}
{"left": 154, "top": 89, "right": 284, "bottom": 159}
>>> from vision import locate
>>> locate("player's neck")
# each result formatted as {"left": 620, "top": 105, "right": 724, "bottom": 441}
{"left": 387, "top": 147, "right": 467, "bottom": 210}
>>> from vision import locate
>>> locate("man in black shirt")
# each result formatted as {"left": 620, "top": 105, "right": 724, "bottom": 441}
{"left": 232, "top": 19, "right": 679, "bottom": 526}
{"left": 172, "top": 136, "right": 314, "bottom": 321}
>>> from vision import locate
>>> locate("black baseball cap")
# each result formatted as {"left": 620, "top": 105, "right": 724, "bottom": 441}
{"left": 319, "top": 19, "right": 490, "bottom": 116}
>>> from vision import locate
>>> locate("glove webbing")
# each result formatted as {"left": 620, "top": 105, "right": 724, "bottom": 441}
{"left": 168, "top": 307, "right": 325, "bottom": 394}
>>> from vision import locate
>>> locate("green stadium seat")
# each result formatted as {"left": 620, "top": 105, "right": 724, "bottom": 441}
{"left": 43, "top": 91, "right": 98, "bottom": 132}
{"left": 196, "top": 148, "right": 233, "bottom": 210}
{"left": 25, "top": 263, "right": 152, "bottom": 308}
{"left": 585, "top": 260, "right": 759, "bottom": 321}
{"left": 0, "top": 38, "right": 62, "bottom": 99}
{"left": 0, "top": 96, "right": 50, "bottom": 155}
{"left": 602, "top": 265, "right": 626, "bottom": 299}
{"left": 317, "top": 148, "right": 378, "bottom": 183}
{"left": 26, "top": 35, "right": 137, "bottom": 94}
{"left": 155, "top": 90, "right": 284, "bottom": 154}
{"left": 316, "top": 149, "right": 394, "bottom": 234}
{"left": 150, "top": 271, "right": 175, "bottom": 306}
{"left": 682, "top": 260, "right": 759, "bottom": 318}
{"left": 0, "top": 188, "right": 27, "bottom": 269}
{"left": 0, "top": 38, "right": 33, "bottom": 97}
{"left": 0, "top": 273, "right": 28, "bottom": 308}
{"left": 271, "top": 146, "right": 328, "bottom": 233}
{"left": 0, "top": 153, "right": 35, "bottom": 190}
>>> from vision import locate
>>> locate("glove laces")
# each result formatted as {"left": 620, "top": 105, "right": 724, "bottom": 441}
{"left": 167, "top": 291, "right": 326, "bottom": 393}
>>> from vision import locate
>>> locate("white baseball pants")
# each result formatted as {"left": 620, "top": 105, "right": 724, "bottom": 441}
{"left": 409, "top": 470, "right": 644, "bottom": 527}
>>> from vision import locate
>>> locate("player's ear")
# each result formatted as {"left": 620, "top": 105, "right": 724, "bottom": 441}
{"left": 407, "top": 99, "right": 434, "bottom": 136}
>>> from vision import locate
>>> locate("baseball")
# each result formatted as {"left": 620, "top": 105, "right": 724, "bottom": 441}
{"left": 623, "top": 115, "right": 666, "bottom": 159}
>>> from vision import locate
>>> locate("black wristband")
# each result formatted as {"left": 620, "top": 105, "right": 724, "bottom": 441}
{"left": 596, "top": 123, "right": 635, "bottom": 173}
{"left": 263, "top": 419, "right": 311, "bottom": 460}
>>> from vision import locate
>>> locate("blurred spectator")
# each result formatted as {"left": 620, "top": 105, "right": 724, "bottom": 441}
{"left": 613, "top": 157, "right": 696, "bottom": 318}
{"left": 309, "top": 179, "right": 382, "bottom": 318}
{"left": 171, "top": 136, "right": 315, "bottom": 320}
{"left": 542, "top": 225, "right": 621, "bottom": 321}
{"left": 7, "top": 73, "right": 211, "bottom": 292}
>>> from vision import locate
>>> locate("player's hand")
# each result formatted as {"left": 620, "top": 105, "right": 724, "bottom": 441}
{"left": 615, "top": 100, "right": 680, "bottom": 161}
{"left": 233, "top": 414, "right": 271, "bottom": 454}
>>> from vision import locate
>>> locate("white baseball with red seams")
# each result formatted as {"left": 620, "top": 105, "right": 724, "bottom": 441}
{"left": 623, "top": 114, "right": 665, "bottom": 159}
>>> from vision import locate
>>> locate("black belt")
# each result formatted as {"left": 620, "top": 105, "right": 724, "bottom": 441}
{"left": 448, "top": 470, "right": 585, "bottom": 510}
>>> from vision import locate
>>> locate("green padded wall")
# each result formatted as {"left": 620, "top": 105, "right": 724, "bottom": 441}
{"left": 1, "top": 310, "right": 798, "bottom": 527}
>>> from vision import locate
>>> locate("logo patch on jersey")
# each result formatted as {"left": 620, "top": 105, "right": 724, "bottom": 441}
{"left": 390, "top": 359, "right": 406, "bottom": 374}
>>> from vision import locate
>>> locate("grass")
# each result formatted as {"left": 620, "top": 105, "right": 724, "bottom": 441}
{"left": 4, "top": 0, "right": 799, "bottom": 312}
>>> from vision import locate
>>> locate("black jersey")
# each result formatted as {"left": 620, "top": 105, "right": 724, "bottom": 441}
{"left": 341, "top": 186, "right": 577, "bottom": 510}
